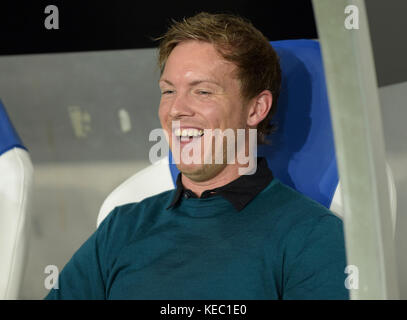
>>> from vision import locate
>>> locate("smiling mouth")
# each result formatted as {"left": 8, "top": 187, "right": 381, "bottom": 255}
{"left": 174, "top": 128, "right": 204, "bottom": 141}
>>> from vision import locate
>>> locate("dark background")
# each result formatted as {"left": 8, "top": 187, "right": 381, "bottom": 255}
{"left": 0, "top": 0, "right": 317, "bottom": 55}
{"left": 1, "top": 0, "right": 406, "bottom": 86}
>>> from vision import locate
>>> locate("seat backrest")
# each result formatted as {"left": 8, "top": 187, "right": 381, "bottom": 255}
{"left": 97, "top": 39, "right": 397, "bottom": 231}
{"left": 0, "top": 100, "right": 33, "bottom": 299}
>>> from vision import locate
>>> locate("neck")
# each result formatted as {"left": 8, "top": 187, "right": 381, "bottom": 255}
{"left": 181, "top": 166, "right": 237, "bottom": 197}
{"left": 181, "top": 158, "right": 255, "bottom": 197}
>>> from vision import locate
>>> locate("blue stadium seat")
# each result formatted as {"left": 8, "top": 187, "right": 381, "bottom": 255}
{"left": 0, "top": 99, "right": 33, "bottom": 299}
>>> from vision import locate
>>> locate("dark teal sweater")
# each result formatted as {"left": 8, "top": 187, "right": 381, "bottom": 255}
{"left": 45, "top": 179, "right": 349, "bottom": 299}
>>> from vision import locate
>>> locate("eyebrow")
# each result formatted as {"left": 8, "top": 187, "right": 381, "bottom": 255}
{"left": 159, "top": 78, "right": 222, "bottom": 87}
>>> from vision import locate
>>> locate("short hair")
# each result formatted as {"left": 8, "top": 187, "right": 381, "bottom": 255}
{"left": 156, "top": 12, "right": 282, "bottom": 144}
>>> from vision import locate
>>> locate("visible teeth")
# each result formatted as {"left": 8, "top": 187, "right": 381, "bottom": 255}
{"left": 174, "top": 128, "right": 205, "bottom": 137}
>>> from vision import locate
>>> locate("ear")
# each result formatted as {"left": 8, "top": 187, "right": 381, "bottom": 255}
{"left": 246, "top": 90, "right": 273, "bottom": 127}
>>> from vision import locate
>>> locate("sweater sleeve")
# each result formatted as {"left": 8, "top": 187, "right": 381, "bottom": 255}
{"left": 44, "top": 209, "right": 119, "bottom": 300}
{"left": 282, "top": 214, "right": 350, "bottom": 300}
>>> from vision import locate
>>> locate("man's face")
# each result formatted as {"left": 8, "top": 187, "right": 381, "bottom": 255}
{"left": 158, "top": 40, "right": 249, "bottom": 182}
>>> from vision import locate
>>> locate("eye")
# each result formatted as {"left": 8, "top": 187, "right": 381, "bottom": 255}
{"left": 161, "top": 90, "right": 175, "bottom": 95}
{"left": 197, "top": 90, "right": 211, "bottom": 96}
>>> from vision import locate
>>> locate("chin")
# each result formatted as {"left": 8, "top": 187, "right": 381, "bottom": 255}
{"left": 177, "top": 162, "right": 226, "bottom": 182}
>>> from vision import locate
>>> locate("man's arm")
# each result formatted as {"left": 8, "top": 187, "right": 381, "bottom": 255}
{"left": 282, "top": 214, "right": 349, "bottom": 300}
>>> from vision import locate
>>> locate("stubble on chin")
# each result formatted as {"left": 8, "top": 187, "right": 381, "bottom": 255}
{"left": 178, "top": 162, "right": 226, "bottom": 183}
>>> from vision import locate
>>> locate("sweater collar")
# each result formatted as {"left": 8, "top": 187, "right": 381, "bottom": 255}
{"left": 167, "top": 157, "right": 273, "bottom": 212}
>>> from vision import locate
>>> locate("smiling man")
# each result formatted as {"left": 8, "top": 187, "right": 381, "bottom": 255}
{"left": 45, "top": 12, "right": 349, "bottom": 300}
{"left": 158, "top": 39, "right": 264, "bottom": 187}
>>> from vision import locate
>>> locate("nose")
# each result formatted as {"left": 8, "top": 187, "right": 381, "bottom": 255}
{"left": 168, "top": 91, "right": 195, "bottom": 119}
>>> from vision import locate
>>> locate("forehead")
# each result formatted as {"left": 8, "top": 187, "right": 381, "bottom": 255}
{"left": 161, "top": 40, "right": 237, "bottom": 84}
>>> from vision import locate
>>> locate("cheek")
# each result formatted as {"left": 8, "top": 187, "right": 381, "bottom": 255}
{"left": 228, "top": 102, "right": 247, "bottom": 128}
{"left": 200, "top": 100, "right": 230, "bottom": 127}
{"left": 218, "top": 104, "right": 244, "bottom": 129}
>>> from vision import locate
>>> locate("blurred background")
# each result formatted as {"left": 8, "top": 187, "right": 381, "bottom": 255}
{"left": 0, "top": 0, "right": 406, "bottom": 299}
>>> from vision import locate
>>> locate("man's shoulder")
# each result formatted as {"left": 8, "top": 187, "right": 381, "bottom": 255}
{"left": 116, "top": 188, "right": 175, "bottom": 213}
{"left": 257, "top": 178, "right": 343, "bottom": 229}
{"left": 99, "top": 189, "right": 175, "bottom": 233}
{"left": 257, "top": 180, "right": 346, "bottom": 278}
